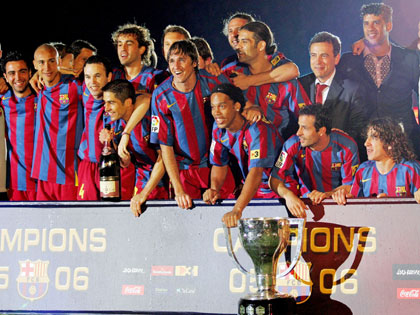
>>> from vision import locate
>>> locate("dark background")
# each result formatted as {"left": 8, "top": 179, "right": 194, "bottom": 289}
{"left": 1, "top": 0, "right": 419, "bottom": 75}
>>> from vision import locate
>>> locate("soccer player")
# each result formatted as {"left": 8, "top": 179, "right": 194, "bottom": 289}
{"left": 333, "top": 117, "right": 420, "bottom": 204}
{"left": 101, "top": 79, "right": 167, "bottom": 216}
{"left": 151, "top": 40, "right": 234, "bottom": 209}
{"left": 31, "top": 43, "right": 84, "bottom": 201}
{"left": 219, "top": 13, "right": 299, "bottom": 90}
{"left": 226, "top": 21, "right": 301, "bottom": 141}
{"left": 191, "top": 36, "right": 214, "bottom": 70}
{"left": 69, "top": 39, "right": 97, "bottom": 77}
{"left": 269, "top": 104, "right": 360, "bottom": 218}
{"left": 77, "top": 55, "right": 113, "bottom": 200}
{"left": 203, "top": 83, "right": 282, "bottom": 227}
{"left": 111, "top": 23, "right": 161, "bottom": 94}
{"left": 0, "top": 51, "right": 37, "bottom": 200}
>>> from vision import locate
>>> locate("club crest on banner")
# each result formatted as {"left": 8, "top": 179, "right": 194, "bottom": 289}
{"left": 16, "top": 259, "right": 50, "bottom": 302}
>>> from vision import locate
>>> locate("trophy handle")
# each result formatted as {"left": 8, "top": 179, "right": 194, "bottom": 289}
{"left": 223, "top": 223, "right": 249, "bottom": 274}
{"left": 277, "top": 218, "right": 306, "bottom": 279}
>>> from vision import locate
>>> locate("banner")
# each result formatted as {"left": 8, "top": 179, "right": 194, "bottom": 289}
{"left": 0, "top": 198, "right": 419, "bottom": 314}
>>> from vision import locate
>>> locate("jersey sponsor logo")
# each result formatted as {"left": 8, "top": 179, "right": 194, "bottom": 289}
{"left": 59, "top": 94, "right": 70, "bottom": 105}
{"left": 261, "top": 116, "right": 271, "bottom": 124}
{"left": 167, "top": 102, "right": 176, "bottom": 108}
{"left": 361, "top": 178, "right": 371, "bottom": 183}
{"left": 331, "top": 162, "right": 342, "bottom": 171}
{"left": 1, "top": 96, "right": 11, "bottom": 101}
{"left": 265, "top": 92, "right": 277, "bottom": 105}
{"left": 151, "top": 115, "right": 160, "bottom": 133}
{"left": 275, "top": 151, "right": 288, "bottom": 168}
{"left": 396, "top": 186, "right": 407, "bottom": 197}
{"left": 250, "top": 149, "right": 260, "bottom": 160}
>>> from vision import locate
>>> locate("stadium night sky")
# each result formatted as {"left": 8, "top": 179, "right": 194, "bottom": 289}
{"left": 1, "top": 0, "right": 419, "bottom": 74}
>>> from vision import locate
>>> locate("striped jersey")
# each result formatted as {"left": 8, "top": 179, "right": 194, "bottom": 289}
{"left": 351, "top": 159, "right": 420, "bottom": 197}
{"left": 150, "top": 70, "right": 230, "bottom": 169}
{"left": 0, "top": 90, "right": 37, "bottom": 191}
{"left": 271, "top": 130, "right": 360, "bottom": 197}
{"left": 210, "top": 120, "right": 282, "bottom": 194}
{"left": 223, "top": 60, "right": 301, "bottom": 140}
{"left": 112, "top": 65, "right": 163, "bottom": 93}
{"left": 31, "top": 74, "right": 83, "bottom": 185}
{"left": 77, "top": 84, "right": 108, "bottom": 163}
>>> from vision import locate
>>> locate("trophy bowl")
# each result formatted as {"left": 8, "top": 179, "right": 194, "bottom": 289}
{"left": 224, "top": 217, "right": 305, "bottom": 315}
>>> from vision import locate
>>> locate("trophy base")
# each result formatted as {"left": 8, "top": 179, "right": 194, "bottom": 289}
{"left": 238, "top": 295, "right": 296, "bottom": 315}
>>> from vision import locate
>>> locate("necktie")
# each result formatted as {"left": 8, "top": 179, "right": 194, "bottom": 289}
{"left": 315, "top": 83, "right": 328, "bottom": 104}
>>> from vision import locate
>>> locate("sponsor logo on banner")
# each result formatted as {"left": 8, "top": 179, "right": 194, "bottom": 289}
{"left": 16, "top": 260, "right": 50, "bottom": 301}
{"left": 121, "top": 285, "right": 144, "bottom": 296}
{"left": 175, "top": 265, "right": 199, "bottom": 277}
{"left": 397, "top": 288, "right": 420, "bottom": 299}
{"left": 155, "top": 287, "right": 168, "bottom": 294}
{"left": 176, "top": 287, "right": 196, "bottom": 294}
{"left": 393, "top": 264, "right": 420, "bottom": 280}
{"left": 151, "top": 265, "right": 174, "bottom": 276}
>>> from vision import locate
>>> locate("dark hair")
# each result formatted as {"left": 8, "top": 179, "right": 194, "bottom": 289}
{"left": 367, "top": 117, "right": 416, "bottom": 162}
{"left": 309, "top": 31, "right": 341, "bottom": 56}
{"left": 222, "top": 12, "right": 255, "bottom": 36}
{"left": 360, "top": 3, "right": 393, "bottom": 23}
{"left": 211, "top": 83, "right": 246, "bottom": 112}
{"left": 167, "top": 40, "right": 198, "bottom": 68}
{"left": 299, "top": 104, "right": 332, "bottom": 134}
{"left": 84, "top": 55, "right": 113, "bottom": 76}
{"left": 49, "top": 42, "right": 73, "bottom": 59}
{"left": 111, "top": 23, "right": 156, "bottom": 67}
{"left": 69, "top": 39, "right": 97, "bottom": 58}
{"left": 161, "top": 25, "right": 191, "bottom": 47}
{"left": 240, "top": 21, "right": 277, "bottom": 55}
{"left": 1, "top": 51, "right": 31, "bottom": 74}
{"left": 102, "top": 79, "right": 136, "bottom": 104}
{"left": 191, "top": 37, "right": 214, "bottom": 62}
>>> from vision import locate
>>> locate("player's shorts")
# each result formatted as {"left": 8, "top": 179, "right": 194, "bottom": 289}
{"left": 121, "top": 162, "right": 136, "bottom": 200}
{"left": 36, "top": 180, "right": 78, "bottom": 201}
{"left": 8, "top": 189, "right": 37, "bottom": 201}
{"left": 77, "top": 160, "right": 100, "bottom": 201}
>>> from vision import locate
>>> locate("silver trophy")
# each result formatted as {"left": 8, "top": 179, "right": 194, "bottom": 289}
{"left": 224, "top": 217, "right": 305, "bottom": 315}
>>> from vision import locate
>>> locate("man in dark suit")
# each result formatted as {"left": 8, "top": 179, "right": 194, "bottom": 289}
{"left": 298, "top": 31, "right": 367, "bottom": 160}
{"left": 337, "top": 3, "right": 420, "bottom": 158}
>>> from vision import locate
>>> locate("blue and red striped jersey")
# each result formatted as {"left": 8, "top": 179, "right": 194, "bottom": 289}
{"left": 150, "top": 70, "right": 230, "bottom": 169}
{"left": 351, "top": 159, "right": 420, "bottom": 197}
{"left": 271, "top": 130, "right": 360, "bottom": 197}
{"left": 112, "top": 65, "right": 164, "bottom": 94}
{"left": 78, "top": 84, "right": 106, "bottom": 163}
{"left": 0, "top": 90, "right": 37, "bottom": 191}
{"left": 223, "top": 60, "right": 301, "bottom": 140}
{"left": 31, "top": 74, "right": 83, "bottom": 185}
{"left": 221, "top": 51, "right": 288, "bottom": 73}
{"left": 210, "top": 119, "right": 282, "bottom": 194}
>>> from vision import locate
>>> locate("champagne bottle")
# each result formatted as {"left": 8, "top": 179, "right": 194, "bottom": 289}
{"left": 99, "top": 124, "right": 121, "bottom": 201}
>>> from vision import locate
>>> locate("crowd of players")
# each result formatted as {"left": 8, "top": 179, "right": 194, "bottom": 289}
{"left": 1, "top": 2, "right": 420, "bottom": 227}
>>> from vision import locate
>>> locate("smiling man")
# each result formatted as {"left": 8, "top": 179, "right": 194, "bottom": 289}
{"left": 101, "top": 79, "right": 167, "bottom": 216}
{"left": 204, "top": 83, "right": 282, "bottom": 227}
{"left": 150, "top": 40, "right": 235, "bottom": 209}
{"left": 269, "top": 104, "right": 359, "bottom": 218}
{"left": 338, "top": 3, "right": 420, "bottom": 159}
{"left": 298, "top": 31, "right": 367, "bottom": 160}
{"left": 0, "top": 52, "right": 37, "bottom": 200}
{"left": 333, "top": 117, "right": 420, "bottom": 204}
{"left": 31, "top": 43, "right": 84, "bottom": 201}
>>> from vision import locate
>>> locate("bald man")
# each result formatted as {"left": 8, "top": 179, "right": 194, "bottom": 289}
{"left": 31, "top": 43, "right": 83, "bottom": 201}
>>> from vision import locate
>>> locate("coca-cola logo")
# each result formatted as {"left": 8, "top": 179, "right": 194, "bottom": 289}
{"left": 397, "top": 288, "right": 420, "bottom": 299}
{"left": 121, "top": 285, "right": 144, "bottom": 296}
